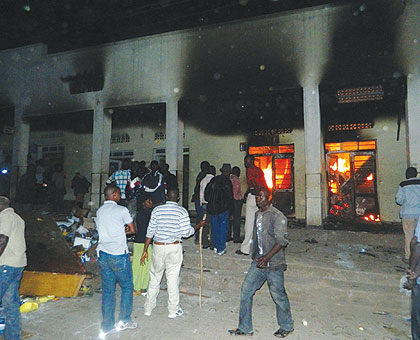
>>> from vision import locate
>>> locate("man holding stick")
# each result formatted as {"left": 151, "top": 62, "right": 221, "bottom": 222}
{"left": 141, "top": 188, "right": 206, "bottom": 318}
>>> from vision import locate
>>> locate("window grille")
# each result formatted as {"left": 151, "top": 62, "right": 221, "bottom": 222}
{"left": 328, "top": 122, "right": 373, "bottom": 131}
{"left": 111, "top": 133, "right": 130, "bottom": 144}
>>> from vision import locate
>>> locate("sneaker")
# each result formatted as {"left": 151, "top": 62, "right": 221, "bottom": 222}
{"left": 144, "top": 310, "right": 152, "bottom": 316}
{"left": 140, "top": 289, "right": 147, "bottom": 296}
{"left": 273, "top": 328, "right": 294, "bottom": 338}
{"left": 168, "top": 308, "right": 184, "bottom": 319}
{"left": 217, "top": 250, "right": 226, "bottom": 256}
{"left": 98, "top": 328, "right": 114, "bottom": 339}
{"left": 214, "top": 248, "right": 218, "bottom": 254}
{"left": 114, "top": 320, "right": 138, "bottom": 331}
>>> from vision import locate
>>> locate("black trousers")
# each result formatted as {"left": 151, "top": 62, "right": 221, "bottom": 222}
{"left": 413, "top": 283, "right": 420, "bottom": 340}
{"left": 228, "top": 199, "right": 243, "bottom": 242}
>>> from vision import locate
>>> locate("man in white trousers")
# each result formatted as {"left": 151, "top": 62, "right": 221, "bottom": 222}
{"left": 236, "top": 155, "right": 267, "bottom": 256}
{"left": 141, "top": 188, "right": 206, "bottom": 318}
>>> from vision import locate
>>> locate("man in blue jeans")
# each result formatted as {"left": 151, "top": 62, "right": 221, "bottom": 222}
{"left": 0, "top": 196, "right": 26, "bottom": 340}
{"left": 96, "top": 185, "right": 137, "bottom": 338}
{"left": 205, "top": 163, "right": 233, "bottom": 255}
{"left": 229, "top": 187, "right": 294, "bottom": 338}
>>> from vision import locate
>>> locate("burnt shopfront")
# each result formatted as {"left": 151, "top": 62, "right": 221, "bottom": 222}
{"left": 321, "top": 79, "right": 407, "bottom": 224}
{"left": 325, "top": 140, "right": 379, "bottom": 221}
{"left": 249, "top": 144, "right": 295, "bottom": 216}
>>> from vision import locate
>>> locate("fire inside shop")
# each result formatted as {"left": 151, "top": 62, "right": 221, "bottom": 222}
{"left": 325, "top": 140, "right": 380, "bottom": 222}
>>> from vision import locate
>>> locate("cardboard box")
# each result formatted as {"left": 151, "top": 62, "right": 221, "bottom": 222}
{"left": 83, "top": 217, "right": 96, "bottom": 230}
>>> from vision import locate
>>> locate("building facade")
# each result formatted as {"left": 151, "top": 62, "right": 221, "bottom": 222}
{"left": 0, "top": 1, "right": 419, "bottom": 225}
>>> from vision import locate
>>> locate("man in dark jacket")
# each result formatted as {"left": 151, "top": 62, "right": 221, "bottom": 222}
{"left": 204, "top": 163, "right": 233, "bottom": 255}
{"left": 193, "top": 161, "right": 210, "bottom": 243}
{"left": 71, "top": 172, "right": 90, "bottom": 209}
{"left": 229, "top": 187, "right": 294, "bottom": 338}
{"left": 140, "top": 160, "right": 165, "bottom": 205}
{"left": 161, "top": 163, "right": 178, "bottom": 192}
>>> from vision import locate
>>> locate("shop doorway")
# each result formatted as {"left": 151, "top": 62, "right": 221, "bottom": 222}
{"left": 249, "top": 145, "right": 295, "bottom": 216}
{"left": 325, "top": 141, "right": 380, "bottom": 221}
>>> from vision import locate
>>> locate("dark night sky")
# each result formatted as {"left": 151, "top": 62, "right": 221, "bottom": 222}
{"left": 0, "top": 0, "right": 345, "bottom": 53}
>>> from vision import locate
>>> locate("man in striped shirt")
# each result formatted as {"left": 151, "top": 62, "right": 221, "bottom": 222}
{"left": 141, "top": 188, "right": 206, "bottom": 318}
{"left": 107, "top": 159, "right": 131, "bottom": 206}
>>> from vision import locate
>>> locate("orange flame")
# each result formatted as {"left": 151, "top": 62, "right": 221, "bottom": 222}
{"left": 366, "top": 173, "right": 373, "bottom": 181}
{"left": 330, "top": 157, "right": 350, "bottom": 173}
{"left": 263, "top": 163, "right": 273, "bottom": 189}
{"left": 329, "top": 179, "right": 338, "bottom": 194}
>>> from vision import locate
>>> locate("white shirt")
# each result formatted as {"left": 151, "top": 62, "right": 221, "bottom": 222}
{"left": 96, "top": 201, "right": 133, "bottom": 255}
{"left": 146, "top": 201, "right": 194, "bottom": 243}
{"left": 200, "top": 174, "right": 214, "bottom": 205}
{"left": 0, "top": 208, "right": 27, "bottom": 267}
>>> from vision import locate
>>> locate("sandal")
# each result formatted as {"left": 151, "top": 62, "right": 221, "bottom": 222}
{"left": 273, "top": 328, "right": 294, "bottom": 338}
{"left": 228, "top": 328, "right": 254, "bottom": 336}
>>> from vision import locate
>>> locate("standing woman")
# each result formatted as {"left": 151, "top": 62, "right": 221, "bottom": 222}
{"left": 132, "top": 196, "right": 153, "bottom": 295}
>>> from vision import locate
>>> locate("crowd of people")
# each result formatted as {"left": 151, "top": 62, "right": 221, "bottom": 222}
{"left": 14, "top": 160, "right": 91, "bottom": 213}
{"left": 1, "top": 160, "right": 420, "bottom": 339}
{"left": 91, "top": 155, "right": 296, "bottom": 338}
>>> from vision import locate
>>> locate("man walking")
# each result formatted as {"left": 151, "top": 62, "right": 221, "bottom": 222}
{"left": 396, "top": 167, "right": 420, "bottom": 262}
{"left": 229, "top": 187, "right": 294, "bottom": 338}
{"left": 141, "top": 189, "right": 205, "bottom": 318}
{"left": 0, "top": 196, "right": 26, "bottom": 340}
{"left": 237, "top": 155, "right": 267, "bottom": 256}
{"left": 96, "top": 185, "right": 137, "bottom": 338}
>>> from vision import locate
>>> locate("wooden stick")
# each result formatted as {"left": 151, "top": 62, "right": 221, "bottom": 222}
{"left": 160, "top": 287, "right": 210, "bottom": 298}
{"left": 199, "top": 225, "right": 203, "bottom": 308}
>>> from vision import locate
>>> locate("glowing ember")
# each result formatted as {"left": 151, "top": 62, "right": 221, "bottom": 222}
{"left": 363, "top": 214, "right": 381, "bottom": 222}
{"left": 366, "top": 173, "right": 374, "bottom": 181}
{"left": 329, "top": 179, "right": 338, "bottom": 194}
{"left": 263, "top": 163, "right": 273, "bottom": 189}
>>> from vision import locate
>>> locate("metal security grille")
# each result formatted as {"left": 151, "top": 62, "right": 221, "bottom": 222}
{"left": 250, "top": 144, "right": 295, "bottom": 216}
{"left": 326, "top": 146, "right": 379, "bottom": 221}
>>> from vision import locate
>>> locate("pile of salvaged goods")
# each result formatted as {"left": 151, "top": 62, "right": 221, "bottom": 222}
{"left": 56, "top": 207, "right": 98, "bottom": 265}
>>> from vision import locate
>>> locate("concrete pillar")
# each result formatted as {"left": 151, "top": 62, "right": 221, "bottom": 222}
{"left": 10, "top": 107, "right": 30, "bottom": 198}
{"left": 90, "top": 99, "right": 112, "bottom": 210}
{"left": 303, "top": 84, "right": 324, "bottom": 227}
{"left": 165, "top": 98, "right": 179, "bottom": 173}
{"left": 165, "top": 97, "right": 184, "bottom": 204}
{"left": 177, "top": 119, "right": 184, "bottom": 205}
{"left": 406, "top": 74, "right": 420, "bottom": 168}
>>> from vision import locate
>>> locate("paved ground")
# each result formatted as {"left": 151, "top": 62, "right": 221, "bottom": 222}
{"left": 15, "top": 225, "right": 413, "bottom": 340}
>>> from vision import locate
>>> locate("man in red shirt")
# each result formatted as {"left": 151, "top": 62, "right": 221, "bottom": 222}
{"left": 236, "top": 155, "right": 267, "bottom": 255}
{"left": 228, "top": 166, "right": 243, "bottom": 243}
